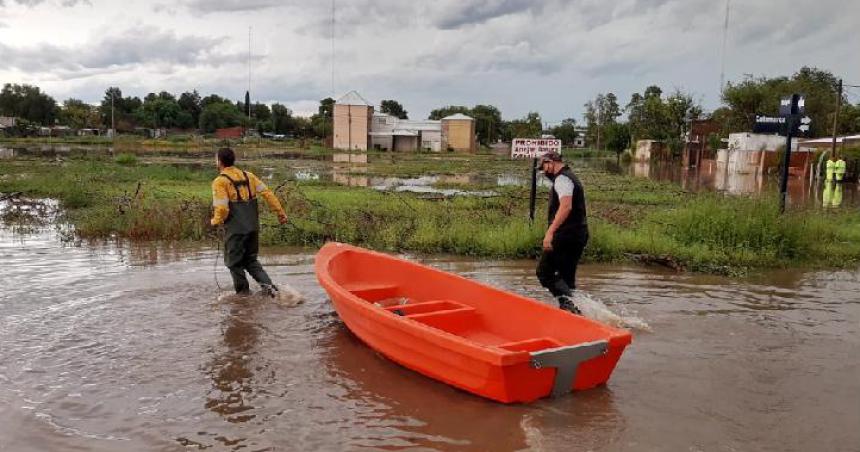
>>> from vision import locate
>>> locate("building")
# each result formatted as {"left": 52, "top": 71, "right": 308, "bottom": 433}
{"left": 573, "top": 127, "right": 587, "bottom": 148}
{"left": 634, "top": 140, "right": 668, "bottom": 162}
{"left": 440, "top": 113, "right": 476, "bottom": 152}
{"left": 369, "top": 113, "right": 442, "bottom": 152}
{"left": 333, "top": 91, "right": 477, "bottom": 153}
{"left": 683, "top": 119, "right": 722, "bottom": 167}
{"left": 0, "top": 117, "right": 17, "bottom": 128}
{"left": 717, "top": 132, "right": 811, "bottom": 177}
{"left": 215, "top": 126, "right": 244, "bottom": 139}
{"left": 333, "top": 91, "right": 373, "bottom": 151}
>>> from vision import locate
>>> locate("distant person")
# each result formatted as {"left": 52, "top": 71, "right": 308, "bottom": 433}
{"left": 211, "top": 147, "right": 288, "bottom": 297}
{"left": 536, "top": 151, "right": 588, "bottom": 314}
{"left": 825, "top": 154, "right": 837, "bottom": 182}
{"left": 835, "top": 155, "right": 846, "bottom": 182}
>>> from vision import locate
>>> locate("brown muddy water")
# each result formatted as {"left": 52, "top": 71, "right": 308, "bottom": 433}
{"left": 1, "top": 200, "right": 859, "bottom": 452}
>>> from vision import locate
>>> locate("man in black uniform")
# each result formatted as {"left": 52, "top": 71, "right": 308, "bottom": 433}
{"left": 536, "top": 151, "right": 588, "bottom": 314}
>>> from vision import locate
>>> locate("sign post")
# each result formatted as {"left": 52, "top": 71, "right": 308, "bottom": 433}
{"left": 511, "top": 138, "right": 562, "bottom": 222}
{"left": 754, "top": 94, "right": 807, "bottom": 213}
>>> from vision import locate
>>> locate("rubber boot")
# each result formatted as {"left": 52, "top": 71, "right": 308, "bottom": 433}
{"left": 557, "top": 295, "right": 582, "bottom": 315}
{"left": 260, "top": 284, "right": 280, "bottom": 299}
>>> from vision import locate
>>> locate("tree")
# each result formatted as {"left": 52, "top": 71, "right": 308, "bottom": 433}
{"left": 199, "top": 101, "right": 243, "bottom": 133}
{"left": 178, "top": 90, "right": 202, "bottom": 127}
{"left": 550, "top": 118, "right": 579, "bottom": 146}
{"left": 59, "top": 98, "right": 99, "bottom": 129}
{"left": 271, "top": 103, "right": 294, "bottom": 135}
{"left": 428, "top": 105, "right": 470, "bottom": 120}
{"left": 720, "top": 67, "right": 841, "bottom": 137}
{"left": 603, "top": 122, "right": 631, "bottom": 158}
{"left": 0, "top": 83, "right": 58, "bottom": 125}
{"left": 308, "top": 98, "right": 335, "bottom": 138}
{"left": 470, "top": 104, "right": 503, "bottom": 145}
{"left": 380, "top": 99, "right": 408, "bottom": 119}
{"left": 504, "top": 112, "right": 542, "bottom": 140}
{"left": 583, "top": 92, "right": 622, "bottom": 149}
{"left": 99, "top": 87, "right": 142, "bottom": 131}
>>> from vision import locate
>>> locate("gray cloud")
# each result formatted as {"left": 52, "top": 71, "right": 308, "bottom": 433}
{"left": 1, "top": 26, "right": 224, "bottom": 76}
{"left": 431, "top": 0, "right": 535, "bottom": 29}
{"left": 179, "top": 0, "right": 283, "bottom": 14}
{"left": 0, "top": 0, "right": 89, "bottom": 6}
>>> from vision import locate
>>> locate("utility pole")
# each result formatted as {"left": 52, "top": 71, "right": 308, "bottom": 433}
{"left": 596, "top": 108, "right": 601, "bottom": 151}
{"left": 110, "top": 90, "right": 115, "bottom": 140}
{"left": 831, "top": 78, "right": 842, "bottom": 159}
{"left": 248, "top": 26, "right": 252, "bottom": 121}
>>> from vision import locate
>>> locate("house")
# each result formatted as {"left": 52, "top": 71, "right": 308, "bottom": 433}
{"left": 573, "top": 126, "right": 587, "bottom": 148}
{"left": 718, "top": 132, "right": 811, "bottom": 177}
{"left": 683, "top": 119, "right": 721, "bottom": 167}
{"left": 333, "top": 90, "right": 477, "bottom": 152}
{"left": 0, "top": 117, "right": 17, "bottom": 128}
{"left": 215, "top": 126, "right": 244, "bottom": 139}
{"left": 369, "top": 113, "right": 442, "bottom": 152}
{"left": 634, "top": 140, "right": 668, "bottom": 162}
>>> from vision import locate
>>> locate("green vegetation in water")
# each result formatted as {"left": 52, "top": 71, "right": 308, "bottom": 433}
{"left": 1, "top": 156, "right": 859, "bottom": 275}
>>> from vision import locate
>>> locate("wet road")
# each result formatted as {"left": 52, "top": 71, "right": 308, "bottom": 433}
{"left": 1, "top": 201, "right": 859, "bottom": 451}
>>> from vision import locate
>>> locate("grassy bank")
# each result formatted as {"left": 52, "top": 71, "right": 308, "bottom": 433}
{"left": 1, "top": 156, "right": 859, "bottom": 275}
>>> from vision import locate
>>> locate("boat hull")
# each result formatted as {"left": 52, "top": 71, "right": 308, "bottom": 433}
{"left": 315, "top": 242, "right": 631, "bottom": 403}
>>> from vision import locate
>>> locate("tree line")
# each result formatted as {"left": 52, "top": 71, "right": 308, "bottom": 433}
{"left": 2, "top": 67, "right": 857, "bottom": 145}
{"left": 0, "top": 84, "right": 334, "bottom": 138}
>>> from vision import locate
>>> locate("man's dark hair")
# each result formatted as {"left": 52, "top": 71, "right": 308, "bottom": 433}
{"left": 217, "top": 147, "right": 236, "bottom": 167}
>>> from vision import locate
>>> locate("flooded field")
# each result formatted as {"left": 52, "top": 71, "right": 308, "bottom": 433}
{"left": 1, "top": 199, "right": 858, "bottom": 451}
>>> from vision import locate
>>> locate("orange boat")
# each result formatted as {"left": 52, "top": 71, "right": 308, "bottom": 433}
{"left": 315, "top": 242, "right": 633, "bottom": 403}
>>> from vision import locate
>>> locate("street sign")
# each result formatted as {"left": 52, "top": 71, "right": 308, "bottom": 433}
{"left": 779, "top": 94, "right": 805, "bottom": 116}
{"left": 797, "top": 116, "right": 812, "bottom": 135}
{"left": 753, "top": 115, "right": 812, "bottom": 135}
{"left": 511, "top": 138, "right": 561, "bottom": 159}
{"left": 753, "top": 115, "right": 787, "bottom": 134}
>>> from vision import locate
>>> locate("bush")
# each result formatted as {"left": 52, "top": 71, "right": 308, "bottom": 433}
{"left": 114, "top": 153, "right": 138, "bottom": 165}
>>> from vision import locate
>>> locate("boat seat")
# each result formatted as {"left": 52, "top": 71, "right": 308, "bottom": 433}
{"left": 383, "top": 299, "right": 470, "bottom": 315}
{"left": 343, "top": 283, "right": 399, "bottom": 302}
{"left": 405, "top": 303, "right": 478, "bottom": 334}
{"left": 497, "top": 337, "right": 564, "bottom": 353}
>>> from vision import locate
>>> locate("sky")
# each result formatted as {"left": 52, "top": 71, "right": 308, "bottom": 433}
{"left": 1, "top": 0, "right": 858, "bottom": 122}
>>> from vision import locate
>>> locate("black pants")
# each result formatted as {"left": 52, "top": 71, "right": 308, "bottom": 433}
{"left": 536, "top": 233, "right": 588, "bottom": 298}
{"left": 224, "top": 231, "right": 273, "bottom": 294}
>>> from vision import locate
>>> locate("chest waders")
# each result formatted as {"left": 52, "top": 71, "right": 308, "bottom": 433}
{"left": 220, "top": 172, "right": 259, "bottom": 236}
{"left": 219, "top": 172, "right": 275, "bottom": 294}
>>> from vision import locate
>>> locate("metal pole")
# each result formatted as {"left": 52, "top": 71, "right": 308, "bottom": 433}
{"left": 831, "top": 79, "right": 842, "bottom": 159}
{"left": 529, "top": 158, "right": 538, "bottom": 222}
{"left": 110, "top": 90, "right": 115, "bottom": 140}
{"left": 779, "top": 114, "right": 794, "bottom": 213}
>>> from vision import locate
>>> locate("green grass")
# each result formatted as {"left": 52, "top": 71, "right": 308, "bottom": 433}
{"left": 2, "top": 156, "right": 859, "bottom": 275}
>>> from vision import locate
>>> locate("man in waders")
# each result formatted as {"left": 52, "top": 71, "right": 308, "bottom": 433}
{"left": 536, "top": 151, "right": 588, "bottom": 315}
{"left": 211, "top": 147, "right": 288, "bottom": 297}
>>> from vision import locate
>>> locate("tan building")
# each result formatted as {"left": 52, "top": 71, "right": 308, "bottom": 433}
{"left": 333, "top": 91, "right": 373, "bottom": 151}
{"left": 441, "top": 113, "right": 477, "bottom": 153}
{"left": 333, "top": 90, "right": 477, "bottom": 153}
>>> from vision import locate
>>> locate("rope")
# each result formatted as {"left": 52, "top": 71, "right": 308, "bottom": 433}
{"left": 213, "top": 226, "right": 226, "bottom": 292}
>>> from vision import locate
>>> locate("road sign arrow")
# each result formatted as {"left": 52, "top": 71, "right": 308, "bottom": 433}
{"left": 801, "top": 116, "right": 812, "bottom": 125}
{"left": 798, "top": 124, "right": 810, "bottom": 133}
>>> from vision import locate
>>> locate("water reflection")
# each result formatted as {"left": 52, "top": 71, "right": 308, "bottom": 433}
{"left": 822, "top": 181, "right": 843, "bottom": 208}
{"left": 205, "top": 299, "right": 262, "bottom": 424}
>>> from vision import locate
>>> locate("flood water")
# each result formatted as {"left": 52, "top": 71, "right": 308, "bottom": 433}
{"left": 1, "top": 199, "right": 858, "bottom": 451}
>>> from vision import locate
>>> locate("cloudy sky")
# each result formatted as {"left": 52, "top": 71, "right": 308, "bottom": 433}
{"left": 1, "top": 0, "right": 857, "bottom": 122}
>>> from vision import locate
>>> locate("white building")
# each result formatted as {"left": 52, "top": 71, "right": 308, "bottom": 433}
{"left": 369, "top": 113, "right": 443, "bottom": 152}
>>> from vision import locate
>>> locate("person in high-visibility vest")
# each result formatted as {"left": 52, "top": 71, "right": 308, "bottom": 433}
{"left": 825, "top": 154, "right": 837, "bottom": 182}
{"left": 834, "top": 157, "right": 846, "bottom": 182}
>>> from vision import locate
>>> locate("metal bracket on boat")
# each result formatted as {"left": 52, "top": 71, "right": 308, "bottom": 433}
{"left": 530, "top": 340, "right": 608, "bottom": 397}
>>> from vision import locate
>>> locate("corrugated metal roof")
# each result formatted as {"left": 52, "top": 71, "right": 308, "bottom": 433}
{"left": 336, "top": 90, "right": 371, "bottom": 106}
{"left": 799, "top": 134, "right": 860, "bottom": 144}
{"left": 442, "top": 113, "right": 473, "bottom": 120}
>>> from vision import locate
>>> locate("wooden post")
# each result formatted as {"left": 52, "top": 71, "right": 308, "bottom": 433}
{"left": 529, "top": 157, "right": 538, "bottom": 222}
